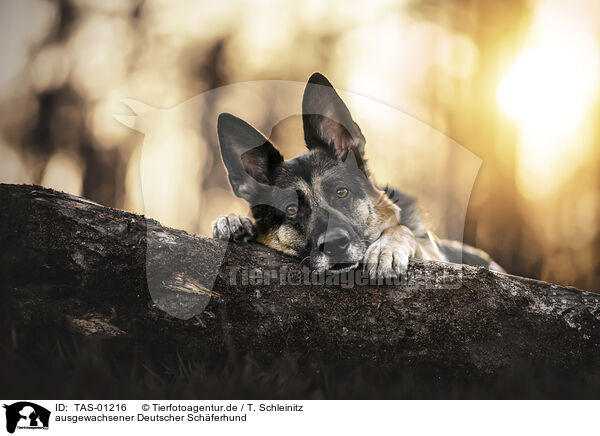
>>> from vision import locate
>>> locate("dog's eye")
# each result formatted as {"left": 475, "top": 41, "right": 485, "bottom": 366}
{"left": 286, "top": 204, "right": 298, "bottom": 217}
{"left": 336, "top": 187, "right": 349, "bottom": 198}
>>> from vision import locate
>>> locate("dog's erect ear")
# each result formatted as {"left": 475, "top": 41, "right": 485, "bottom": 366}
{"left": 302, "top": 73, "right": 366, "bottom": 157}
{"left": 217, "top": 113, "right": 283, "bottom": 201}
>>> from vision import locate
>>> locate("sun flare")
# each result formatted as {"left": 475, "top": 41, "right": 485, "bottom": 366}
{"left": 497, "top": 1, "right": 599, "bottom": 198}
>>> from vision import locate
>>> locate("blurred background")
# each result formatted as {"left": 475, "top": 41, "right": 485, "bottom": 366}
{"left": 0, "top": 0, "right": 598, "bottom": 291}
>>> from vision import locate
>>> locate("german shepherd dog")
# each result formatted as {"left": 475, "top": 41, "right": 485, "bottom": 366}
{"left": 212, "top": 73, "right": 503, "bottom": 278}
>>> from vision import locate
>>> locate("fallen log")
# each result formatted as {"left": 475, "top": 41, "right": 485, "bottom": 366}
{"left": 1, "top": 183, "right": 599, "bottom": 398}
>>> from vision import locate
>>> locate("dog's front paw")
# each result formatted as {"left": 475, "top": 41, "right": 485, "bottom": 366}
{"left": 363, "top": 226, "right": 418, "bottom": 278}
{"left": 211, "top": 214, "right": 256, "bottom": 242}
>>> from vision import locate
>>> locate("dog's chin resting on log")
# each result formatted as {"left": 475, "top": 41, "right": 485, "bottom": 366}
{"left": 1, "top": 183, "right": 600, "bottom": 399}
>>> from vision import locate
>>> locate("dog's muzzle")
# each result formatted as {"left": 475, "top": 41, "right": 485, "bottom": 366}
{"left": 311, "top": 228, "right": 365, "bottom": 272}
{"left": 317, "top": 228, "right": 350, "bottom": 258}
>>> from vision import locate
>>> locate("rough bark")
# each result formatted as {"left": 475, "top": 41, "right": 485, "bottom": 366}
{"left": 1, "top": 183, "right": 600, "bottom": 391}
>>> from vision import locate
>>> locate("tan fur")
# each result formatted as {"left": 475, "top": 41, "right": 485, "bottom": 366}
{"left": 366, "top": 189, "right": 446, "bottom": 263}
{"left": 367, "top": 189, "right": 402, "bottom": 238}
{"left": 257, "top": 225, "right": 303, "bottom": 257}
{"left": 310, "top": 173, "right": 327, "bottom": 210}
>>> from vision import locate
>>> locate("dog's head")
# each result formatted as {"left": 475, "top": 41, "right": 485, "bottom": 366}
{"left": 217, "top": 73, "right": 400, "bottom": 272}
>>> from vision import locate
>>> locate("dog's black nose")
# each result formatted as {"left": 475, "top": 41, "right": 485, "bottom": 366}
{"left": 317, "top": 228, "right": 350, "bottom": 256}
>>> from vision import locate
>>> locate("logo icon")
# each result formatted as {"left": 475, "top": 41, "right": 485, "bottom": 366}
{"left": 3, "top": 402, "right": 50, "bottom": 434}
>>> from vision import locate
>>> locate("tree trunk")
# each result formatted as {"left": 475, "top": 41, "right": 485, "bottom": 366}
{"left": 1, "top": 183, "right": 599, "bottom": 398}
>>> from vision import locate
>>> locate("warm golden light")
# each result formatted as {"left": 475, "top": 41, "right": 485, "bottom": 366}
{"left": 497, "top": 0, "right": 599, "bottom": 199}
{"left": 1, "top": 0, "right": 600, "bottom": 289}
{"left": 498, "top": 37, "right": 598, "bottom": 136}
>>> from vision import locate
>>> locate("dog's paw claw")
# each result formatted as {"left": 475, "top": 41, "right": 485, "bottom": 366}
{"left": 211, "top": 214, "right": 256, "bottom": 242}
{"left": 392, "top": 251, "right": 410, "bottom": 276}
